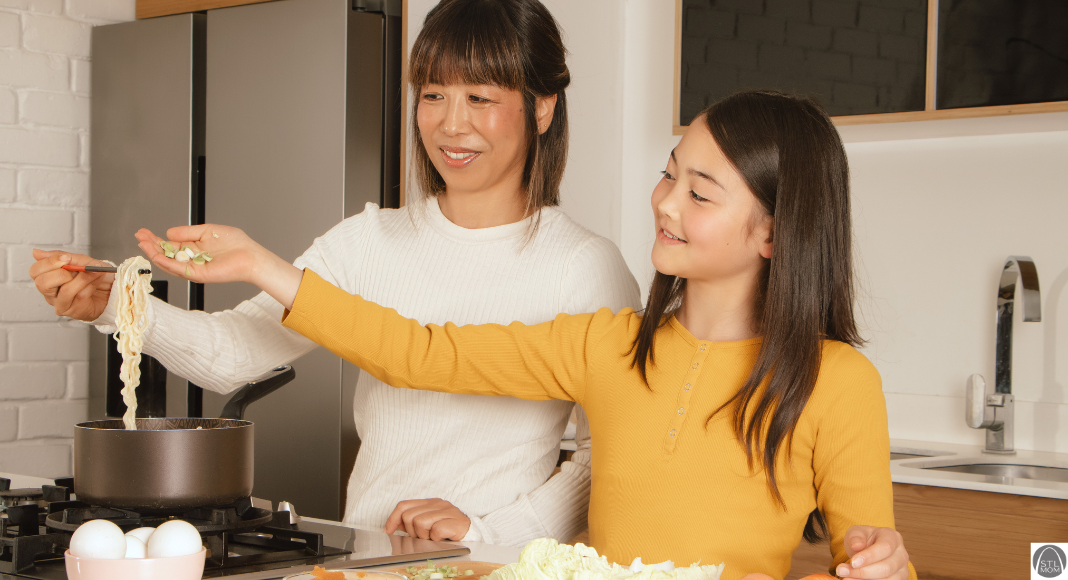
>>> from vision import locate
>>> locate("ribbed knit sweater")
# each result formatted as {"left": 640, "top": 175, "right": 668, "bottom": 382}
{"left": 90, "top": 197, "right": 641, "bottom": 546}
{"left": 281, "top": 269, "right": 916, "bottom": 580}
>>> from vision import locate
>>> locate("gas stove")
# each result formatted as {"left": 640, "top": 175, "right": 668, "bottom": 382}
{"left": 0, "top": 477, "right": 469, "bottom": 580}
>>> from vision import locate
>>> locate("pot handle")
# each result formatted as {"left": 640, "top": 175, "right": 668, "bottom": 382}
{"left": 219, "top": 366, "right": 296, "bottom": 420}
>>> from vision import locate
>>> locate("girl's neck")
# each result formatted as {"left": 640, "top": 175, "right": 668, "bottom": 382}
{"left": 437, "top": 187, "right": 528, "bottom": 229}
{"left": 675, "top": 276, "right": 761, "bottom": 343}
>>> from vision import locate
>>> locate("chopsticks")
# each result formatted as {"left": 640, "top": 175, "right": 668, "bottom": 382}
{"left": 62, "top": 265, "right": 151, "bottom": 275}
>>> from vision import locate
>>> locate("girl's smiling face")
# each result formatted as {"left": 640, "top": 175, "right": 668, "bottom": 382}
{"left": 650, "top": 119, "right": 773, "bottom": 285}
{"left": 417, "top": 83, "right": 530, "bottom": 197}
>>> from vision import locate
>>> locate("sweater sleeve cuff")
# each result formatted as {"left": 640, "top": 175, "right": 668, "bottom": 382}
{"left": 280, "top": 268, "right": 329, "bottom": 338}
{"left": 461, "top": 516, "right": 486, "bottom": 543}
{"left": 85, "top": 282, "right": 123, "bottom": 334}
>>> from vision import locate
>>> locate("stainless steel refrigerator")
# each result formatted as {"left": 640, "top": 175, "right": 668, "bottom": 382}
{"left": 88, "top": 0, "right": 402, "bottom": 521}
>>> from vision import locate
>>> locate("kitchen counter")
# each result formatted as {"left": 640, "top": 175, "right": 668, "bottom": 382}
{"left": 1, "top": 469, "right": 522, "bottom": 579}
{"left": 0, "top": 472, "right": 55, "bottom": 489}
{"left": 1, "top": 470, "right": 521, "bottom": 566}
{"left": 302, "top": 518, "right": 521, "bottom": 567}
{"left": 890, "top": 438, "right": 1068, "bottom": 500}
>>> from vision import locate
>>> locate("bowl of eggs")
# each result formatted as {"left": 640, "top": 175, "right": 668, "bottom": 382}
{"left": 64, "top": 518, "right": 207, "bottom": 580}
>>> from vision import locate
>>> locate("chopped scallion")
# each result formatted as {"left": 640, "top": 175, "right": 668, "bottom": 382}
{"left": 404, "top": 562, "right": 474, "bottom": 580}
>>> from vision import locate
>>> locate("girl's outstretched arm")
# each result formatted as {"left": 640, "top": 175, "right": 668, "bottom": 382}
{"left": 281, "top": 268, "right": 608, "bottom": 403}
{"left": 140, "top": 224, "right": 616, "bottom": 404}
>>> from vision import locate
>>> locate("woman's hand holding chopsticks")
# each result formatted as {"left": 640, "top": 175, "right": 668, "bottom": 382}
{"left": 28, "top": 249, "right": 115, "bottom": 321}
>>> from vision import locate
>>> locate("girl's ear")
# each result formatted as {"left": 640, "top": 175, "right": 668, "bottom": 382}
{"left": 758, "top": 216, "right": 773, "bottom": 260}
{"left": 535, "top": 93, "right": 558, "bottom": 135}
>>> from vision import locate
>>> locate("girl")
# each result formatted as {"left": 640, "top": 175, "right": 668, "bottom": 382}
{"left": 29, "top": 0, "right": 640, "bottom": 547}
{"left": 138, "top": 91, "right": 916, "bottom": 580}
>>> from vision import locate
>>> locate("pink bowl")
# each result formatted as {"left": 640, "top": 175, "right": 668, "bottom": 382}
{"left": 65, "top": 547, "right": 207, "bottom": 580}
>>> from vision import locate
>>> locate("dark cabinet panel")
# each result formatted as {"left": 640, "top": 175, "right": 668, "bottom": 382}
{"left": 937, "top": 0, "right": 1068, "bottom": 110}
{"left": 679, "top": 0, "right": 927, "bottom": 122}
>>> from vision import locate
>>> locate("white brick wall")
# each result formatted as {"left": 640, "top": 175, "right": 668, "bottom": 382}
{"left": 0, "top": 0, "right": 134, "bottom": 478}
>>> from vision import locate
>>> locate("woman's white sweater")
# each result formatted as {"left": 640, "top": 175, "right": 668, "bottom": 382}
{"left": 90, "top": 197, "right": 641, "bottom": 547}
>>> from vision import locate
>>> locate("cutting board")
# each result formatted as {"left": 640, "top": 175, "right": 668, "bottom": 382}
{"left": 387, "top": 561, "right": 505, "bottom": 579}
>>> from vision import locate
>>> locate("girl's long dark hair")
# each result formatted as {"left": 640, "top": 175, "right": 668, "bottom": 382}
{"left": 630, "top": 90, "right": 861, "bottom": 543}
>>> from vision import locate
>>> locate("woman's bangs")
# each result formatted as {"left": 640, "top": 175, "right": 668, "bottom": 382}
{"left": 409, "top": 10, "right": 524, "bottom": 90}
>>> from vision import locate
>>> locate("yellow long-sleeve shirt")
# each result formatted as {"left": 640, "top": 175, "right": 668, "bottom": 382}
{"left": 283, "top": 269, "right": 915, "bottom": 580}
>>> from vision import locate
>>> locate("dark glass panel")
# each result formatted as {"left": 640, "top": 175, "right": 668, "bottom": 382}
{"left": 937, "top": 0, "right": 1068, "bottom": 109}
{"left": 680, "top": 0, "right": 927, "bottom": 122}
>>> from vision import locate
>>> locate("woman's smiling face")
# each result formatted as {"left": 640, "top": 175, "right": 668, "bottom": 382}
{"left": 417, "top": 83, "right": 530, "bottom": 196}
{"left": 650, "top": 119, "right": 773, "bottom": 285}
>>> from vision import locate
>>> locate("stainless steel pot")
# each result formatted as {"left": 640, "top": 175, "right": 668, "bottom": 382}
{"left": 73, "top": 366, "right": 294, "bottom": 513}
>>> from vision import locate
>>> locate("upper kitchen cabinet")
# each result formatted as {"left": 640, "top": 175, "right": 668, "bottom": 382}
{"left": 675, "top": 0, "right": 1068, "bottom": 131}
{"left": 937, "top": 1, "right": 1068, "bottom": 110}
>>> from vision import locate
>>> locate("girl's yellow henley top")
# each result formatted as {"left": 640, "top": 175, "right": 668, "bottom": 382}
{"left": 282, "top": 269, "right": 916, "bottom": 580}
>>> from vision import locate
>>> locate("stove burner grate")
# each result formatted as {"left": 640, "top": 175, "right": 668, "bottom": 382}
{"left": 1, "top": 504, "right": 69, "bottom": 574}
{"left": 1, "top": 480, "right": 352, "bottom": 578}
{"left": 44, "top": 498, "right": 274, "bottom": 534}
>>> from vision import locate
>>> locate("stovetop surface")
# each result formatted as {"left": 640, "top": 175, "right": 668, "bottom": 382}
{"left": 1, "top": 518, "right": 470, "bottom": 580}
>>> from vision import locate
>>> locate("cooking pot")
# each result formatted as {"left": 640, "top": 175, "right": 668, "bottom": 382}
{"left": 73, "top": 366, "right": 294, "bottom": 513}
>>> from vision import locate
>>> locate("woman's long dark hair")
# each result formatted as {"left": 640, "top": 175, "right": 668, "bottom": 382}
{"left": 630, "top": 90, "right": 861, "bottom": 543}
{"left": 408, "top": 0, "right": 570, "bottom": 214}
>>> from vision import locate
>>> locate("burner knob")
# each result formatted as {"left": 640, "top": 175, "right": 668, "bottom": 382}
{"left": 277, "top": 501, "right": 301, "bottom": 524}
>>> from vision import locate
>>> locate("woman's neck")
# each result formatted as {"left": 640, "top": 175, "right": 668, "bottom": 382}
{"left": 676, "top": 275, "right": 761, "bottom": 343}
{"left": 437, "top": 188, "right": 528, "bottom": 229}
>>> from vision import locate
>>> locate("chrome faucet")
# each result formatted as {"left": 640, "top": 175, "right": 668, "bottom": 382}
{"left": 966, "top": 256, "right": 1041, "bottom": 454}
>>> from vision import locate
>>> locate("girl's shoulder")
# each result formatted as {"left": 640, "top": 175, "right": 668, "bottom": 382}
{"left": 815, "top": 340, "right": 882, "bottom": 396}
{"left": 804, "top": 342, "right": 889, "bottom": 448}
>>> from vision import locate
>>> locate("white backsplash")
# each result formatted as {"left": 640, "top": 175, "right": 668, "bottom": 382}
{"left": 850, "top": 131, "right": 1068, "bottom": 453}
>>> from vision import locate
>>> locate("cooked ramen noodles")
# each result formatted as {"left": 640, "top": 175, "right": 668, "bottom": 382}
{"left": 114, "top": 256, "right": 152, "bottom": 430}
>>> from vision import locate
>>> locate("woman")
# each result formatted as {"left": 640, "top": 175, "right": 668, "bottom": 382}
{"left": 30, "top": 0, "right": 640, "bottom": 546}
{"left": 143, "top": 91, "right": 915, "bottom": 580}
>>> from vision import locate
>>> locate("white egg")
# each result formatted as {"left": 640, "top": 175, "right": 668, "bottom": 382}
{"left": 145, "top": 519, "right": 202, "bottom": 558}
{"left": 124, "top": 536, "right": 147, "bottom": 559}
{"left": 70, "top": 519, "right": 127, "bottom": 559}
{"left": 125, "top": 527, "right": 155, "bottom": 545}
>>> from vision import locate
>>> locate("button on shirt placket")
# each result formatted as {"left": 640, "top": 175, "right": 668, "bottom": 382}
{"left": 664, "top": 342, "right": 710, "bottom": 453}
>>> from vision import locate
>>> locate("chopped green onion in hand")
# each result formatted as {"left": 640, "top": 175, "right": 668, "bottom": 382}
{"left": 158, "top": 239, "right": 211, "bottom": 264}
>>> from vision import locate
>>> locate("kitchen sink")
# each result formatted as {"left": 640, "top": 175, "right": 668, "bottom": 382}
{"left": 890, "top": 452, "right": 932, "bottom": 461}
{"left": 923, "top": 463, "right": 1068, "bottom": 483}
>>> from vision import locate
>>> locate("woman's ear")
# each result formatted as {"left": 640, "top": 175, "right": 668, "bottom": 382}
{"left": 758, "top": 216, "right": 773, "bottom": 260}
{"left": 535, "top": 93, "right": 558, "bottom": 135}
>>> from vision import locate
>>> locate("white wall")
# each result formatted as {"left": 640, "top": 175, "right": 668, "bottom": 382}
{"left": 615, "top": 0, "right": 1068, "bottom": 453}
{"left": 0, "top": 0, "right": 135, "bottom": 477}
